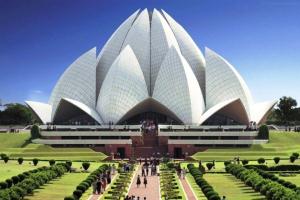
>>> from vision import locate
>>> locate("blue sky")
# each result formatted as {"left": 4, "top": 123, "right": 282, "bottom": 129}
{"left": 0, "top": 0, "right": 300, "bottom": 105}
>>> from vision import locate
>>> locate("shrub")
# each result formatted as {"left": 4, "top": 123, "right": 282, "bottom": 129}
{"left": 224, "top": 160, "right": 231, "bottom": 166}
{"left": 12, "top": 176, "right": 20, "bottom": 184}
{"left": 5, "top": 179, "right": 12, "bottom": 188}
{"left": 289, "top": 155, "right": 296, "bottom": 163}
{"left": 33, "top": 158, "right": 39, "bottom": 166}
{"left": 273, "top": 157, "right": 280, "bottom": 164}
{"left": 30, "top": 124, "right": 40, "bottom": 139}
{"left": 18, "top": 157, "right": 24, "bottom": 165}
{"left": 0, "top": 181, "right": 8, "bottom": 189}
{"left": 242, "top": 160, "right": 249, "bottom": 165}
{"left": 3, "top": 156, "right": 9, "bottom": 163}
{"left": 49, "top": 159, "right": 56, "bottom": 166}
{"left": 258, "top": 124, "right": 269, "bottom": 139}
{"left": 12, "top": 186, "right": 26, "bottom": 199}
{"left": 73, "top": 189, "right": 82, "bottom": 199}
{"left": 0, "top": 153, "right": 7, "bottom": 159}
{"left": 292, "top": 152, "right": 299, "bottom": 159}
{"left": 64, "top": 196, "right": 75, "bottom": 200}
{"left": 66, "top": 160, "right": 72, "bottom": 167}
{"left": 82, "top": 162, "right": 90, "bottom": 171}
{"left": 257, "top": 158, "right": 265, "bottom": 164}
{"left": 206, "top": 163, "right": 214, "bottom": 170}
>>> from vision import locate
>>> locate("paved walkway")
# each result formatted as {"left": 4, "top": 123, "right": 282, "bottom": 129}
{"left": 180, "top": 177, "right": 197, "bottom": 200}
{"left": 127, "top": 164, "right": 160, "bottom": 200}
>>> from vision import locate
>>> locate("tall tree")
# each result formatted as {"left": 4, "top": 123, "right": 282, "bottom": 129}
{"left": 0, "top": 103, "right": 33, "bottom": 125}
{"left": 275, "top": 96, "right": 297, "bottom": 125}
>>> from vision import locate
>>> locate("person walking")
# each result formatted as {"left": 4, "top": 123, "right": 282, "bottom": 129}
{"left": 96, "top": 178, "right": 101, "bottom": 194}
{"left": 92, "top": 179, "right": 97, "bottom": 194}
{"left": 142, "top": 166, "right": 145, "bottom": 177}
{"left": 146, "top": 166, "right": 149, "bottom": 176}
{"left": 136, "top": 175, "right": 141, "bottom": 188}
{"left": 143, "top": 176, "right": 147, "bottom": 188}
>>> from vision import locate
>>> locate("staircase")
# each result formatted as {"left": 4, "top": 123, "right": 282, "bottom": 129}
{"left": 132, "top": 130, "right": 168, "bottom": 158}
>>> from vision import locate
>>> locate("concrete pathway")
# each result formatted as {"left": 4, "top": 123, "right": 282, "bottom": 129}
{"left": 179, "top": 177, "right": 197, "bottom": 200}
{"left": 127, "top": 164, "right": 160, "bottom": 200}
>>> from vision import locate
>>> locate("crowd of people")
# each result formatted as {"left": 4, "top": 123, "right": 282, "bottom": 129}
{"left": 140, "top": 120, "right": 156, "bottom": 134}
{"left": 92, "top": 164, "right": 116, "bottom": 195}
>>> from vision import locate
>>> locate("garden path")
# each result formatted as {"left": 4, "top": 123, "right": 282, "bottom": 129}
{"left": 179, "top": 177, "right": 197, "bottom": 200}
{"left": 127, "top": 164, "right": 160, "bottom": 200}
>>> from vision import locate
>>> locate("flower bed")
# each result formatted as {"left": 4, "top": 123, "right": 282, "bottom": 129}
{"left": 226, "top": 164, "right": 300, "bottom": 199}
{"left": 160, "top": 163, "right": 183, "bottom": 199}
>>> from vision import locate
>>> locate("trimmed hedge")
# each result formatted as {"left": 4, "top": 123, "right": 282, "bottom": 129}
{"left": 66, "top": 164, "right": 108, "bottom": 199}
{"left": 245, "top": 164, "right": 300, "bottom": 172}
{"left": 187, "top": 164, "right": 221, "bottom": 200}
{"left": 226, "top": 164, "right": 300, "bottom": 200}
{"left": 0, "top": 164, "right": 68, "bottom": 199}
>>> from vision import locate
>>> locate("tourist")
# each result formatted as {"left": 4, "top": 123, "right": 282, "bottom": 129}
{"left": 136, "top": 175, "right": 141, "bottom": 187}
{"left": 143, "top": 176, "right": 147, "bottom": 188}
{"left": 146, "top": 165, "right": 149, "bottom": 176}
{"left": 142, "top": 166, "right": 145, "bottom": 177}
{"left": 92, "top": 179, "right": 97, "bottom": 194}
{"left": 96, "top": 178, "right": 101, "bottom": 194}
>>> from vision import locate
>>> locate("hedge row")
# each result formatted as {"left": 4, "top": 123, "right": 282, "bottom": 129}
{"left": 187, "top": 164, "right": 221, "bottom": 200}
{"left": 247, "top": 167, "right": 300, "bottom": 192}
{"left": 245, "top": 164, "right": 300, "bottom": 172}
{"left": 226, "top": 164, "right": 300, "bottom": 200}
{"left": 0, "top": 164, "right": 68, "bottom": 200}
{"left": 64, "top": 164, "right": 108, "bottom": 200}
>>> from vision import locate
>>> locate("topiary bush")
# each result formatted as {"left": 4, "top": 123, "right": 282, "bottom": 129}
{"left": 49, "top": 159, "right": 55, "bottom": 166}
{"left": 82, "top": 162, "right": 90, "bottom": 171}
{"left": 0, "top": 181, "right": 8, "bottom": 189}
{"left": 3, "top": 156, "right": 9, "bottom": 163}
{"left": 257, "top": 158, "right": 265, "bottom": 164}
{"left": 289, "top": 155, "right": 296, "bottom": 163}
{"left": 242, "top": 160, "right": 249, "bottom": 165}
{"left": 12, "top": 176, "right": 19, "bottom": 184}
{"left": 64, "top": 196, "right": 75, "bottom": 200}
{"left": 206, "top": 163, "right": 214, "bottom": 170}
{"left": 273, "top": 157, "right": 280, "bottom": 164}
{"left": 292, "top": 152, "right": 299, "bottom": 159}
{"left": 73, "top": 189, "right": 82, "bottom": 199}
{"left": 17, "top": 157, "right": 24, "bottom": 165}
{"left": 257, "top": 124, "right": 269, "bottom": 139}
{"left": 33, "top": 158, "right": 39, "bottom": 166}
{"left": 30, "top": 124, "right": 40, "bottom": 139}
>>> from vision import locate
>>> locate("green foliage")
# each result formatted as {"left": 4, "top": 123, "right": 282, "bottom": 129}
{"left": 257, "top": 124, "right": 269, "bottom": 139}
{"left": 257, "top": 157, "right": 265, "bottom": 164}
{"left": 275, "top": 96, "right": 297, "bottom": 124}
{"left": 242, "top": 160, "right": 249, "bottom": 165}
{"left": 289, "top": 155, "right": 296, "bottom": 163}
{"left": 17, "top": 157, "right": 23, "bottom": 165}
{"left": 206, "top": 163, "right": 214, "bottom": 170}
{"left": 33, "top": 158, "right": 39, "bottom": 166}
{"left": 1, "top": 153, "right": 7, "bottom": 159}
{"left": 3, "top": 156, "right": 9, "bottom": 163}
{"left": 187, "top": 164, "right": 221, "bottom": 199}
{"left": 226, "top": 164, "right": 300, "bottom": 199}
{"left": 0, "top": 181, "right": 8, "bottom": 189}
{"left": 49, "top": 159, "right": 55, "bottom": 166}
{"left": 0, "top": 103, "right": 33, "bottom": 125}
{"left": 273, "top": 157, "right": 280, "bottom": 164}
{"left": 82, "top": 162, "right": 90, "bottom": 171}
{"left": 64, "top": 196, "right": 75, "bottom": 200}
{"left": 30, "top": 124, "right": 40, "bottom": 139}
{"left": 292, "top": 152, "right": 299, "bottom": 159}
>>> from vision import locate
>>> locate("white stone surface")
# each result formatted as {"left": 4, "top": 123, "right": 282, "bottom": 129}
{"left": 153, "top": 46, "right": 205, "bottom": 124}
{"left": 96, "top": 9, "right": 140, "bottom": 98}
{"left": 121, "top": 9, "right": 151, "bottom": 94}
{"left": 97, "top": 45, "right": 148, "bottom": 124}
{"left": 205, "top": 47, "right": 253, "bottom": 117}
{"left": 49, "top": 47, "right": 97, "bottom": 120}
{"left": 162, "top": 10, "right": 206, "bottom": 95}
{"left": 251, "top": 100, "right": 277, "bottom": 124}
{"left": 25, "top": 101, "right": 52, "bottom": 124}
{"left": 150, "top": 9, "right": 180, "bottom": 94}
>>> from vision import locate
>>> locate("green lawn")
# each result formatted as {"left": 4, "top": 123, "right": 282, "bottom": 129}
{"left": 0, "top": 133, "right": 107, "bottom": 161}
{"left": 0, "top": 161, "right": 49, "bottom": 181}
{"left": 23, "top": 163, "right": 100, "bottom": 200}
{"left": 204, "top": 173, "right": 266, "bottom": 200}
{"left": 192, "top": 131, "right": 300, "bottom": 161}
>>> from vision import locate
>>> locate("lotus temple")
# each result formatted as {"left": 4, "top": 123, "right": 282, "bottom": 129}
{"left": 25, "top": 9, "right": 276, "bottom": 158}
